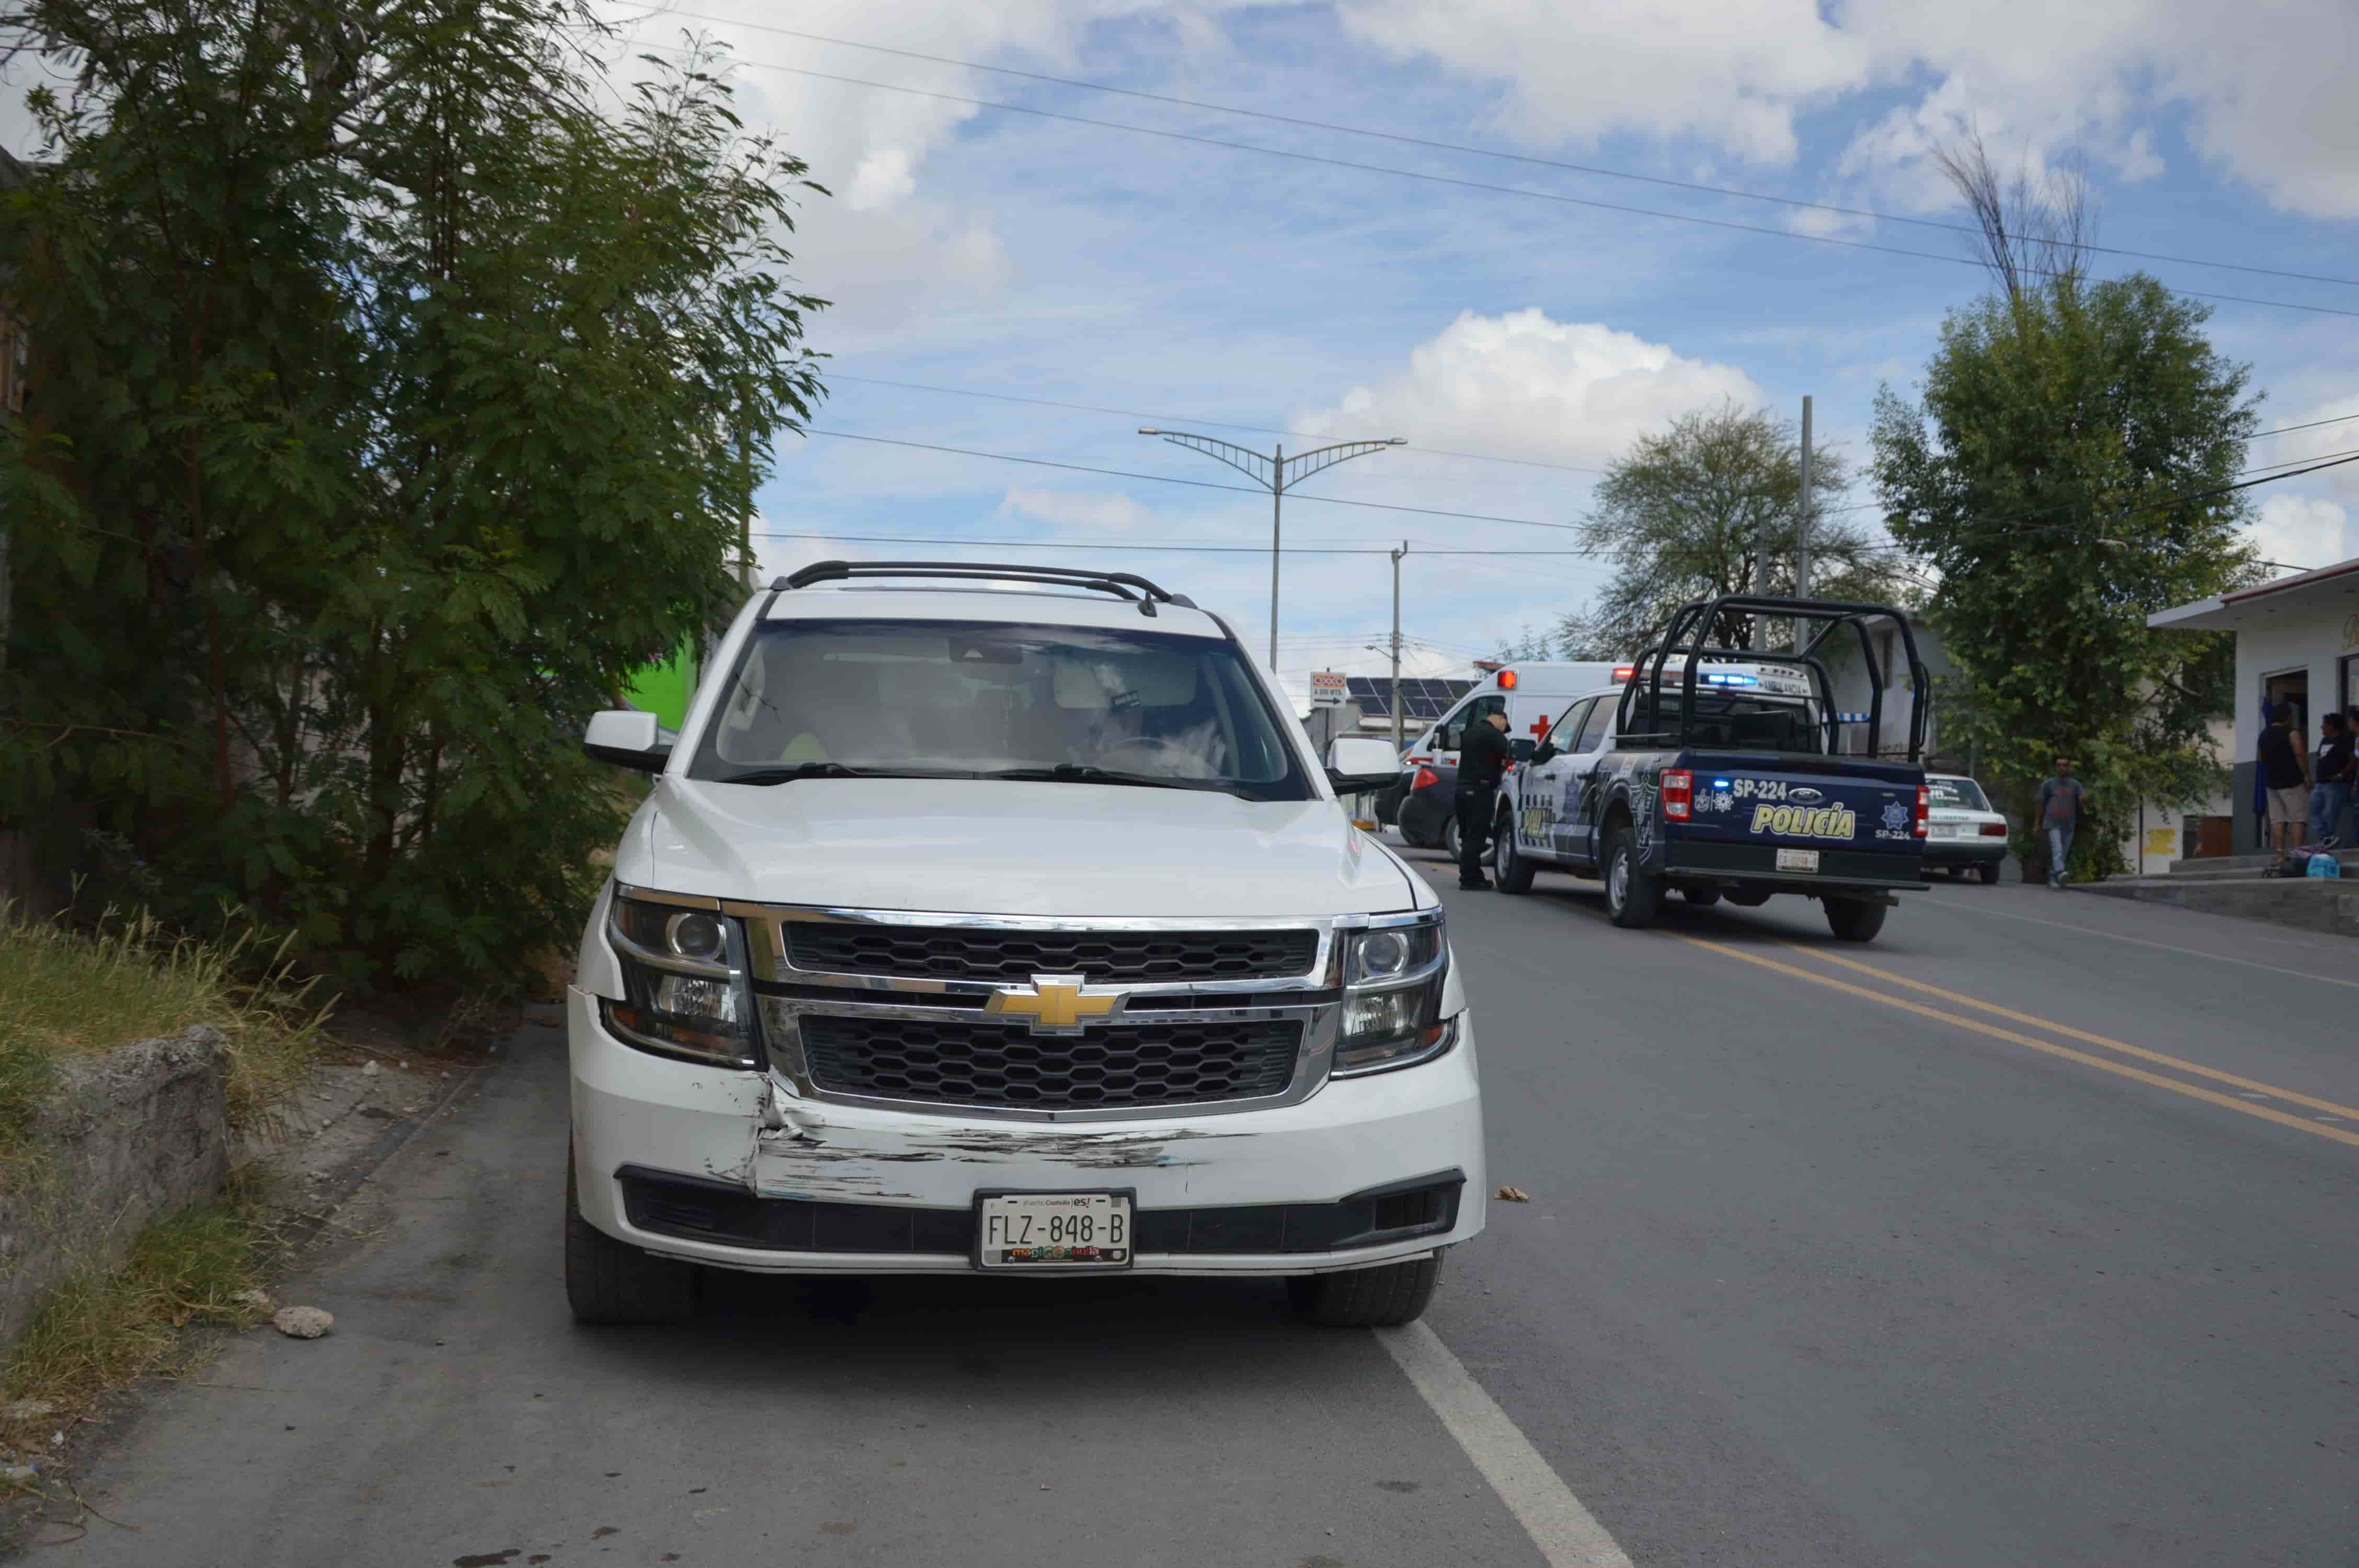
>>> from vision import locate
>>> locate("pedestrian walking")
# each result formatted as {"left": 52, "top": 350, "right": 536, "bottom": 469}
{"left": 1455, "top": 708, "right": 1513, "bottom": 890}
{"left": 2311, "top": 711, "right": 2355, "bottom": 847}
{"left": 2036, "top": 757, "right": 2087, "bottom": 888}
{"left": 2257, "top": 705, "right": 2309, "bottom": 855}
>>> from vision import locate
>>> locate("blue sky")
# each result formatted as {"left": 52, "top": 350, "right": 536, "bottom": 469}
{"left": 15, "top": 1, "right": 2356, "bottom": 694}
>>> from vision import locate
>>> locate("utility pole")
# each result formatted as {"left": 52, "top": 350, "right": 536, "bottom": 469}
{"left": 1390, "top": 543, "right": 1408, "bottom": 751}
{"left": 1140, "top": 429, "right": 1405, "bottom": 670}
{"left": 1795, "top": 395, "right": 1814, "bottom": 608}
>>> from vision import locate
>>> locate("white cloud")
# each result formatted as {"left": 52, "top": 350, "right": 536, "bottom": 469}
{"left": 1336, "top": 0, "right": 1869, "bottom": 166}
{"left": 2248, "top": 494, "right": 2349, "bottom": 574}
{"left": 1335, "top": 0, "right": 2359, "bottom": 217}
{"left": 995, "top": 486, "right": 1157, "bottom": 532}
{"left": 1292, "top": 308, "right": 1765, "bottom": 468}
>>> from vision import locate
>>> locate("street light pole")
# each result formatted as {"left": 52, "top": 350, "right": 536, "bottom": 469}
{"left": 1390, "top": 542, "right": 1407, "bottom": 751}
{"left": 1139, "top": 429, "right": 1406, "bottom": 671}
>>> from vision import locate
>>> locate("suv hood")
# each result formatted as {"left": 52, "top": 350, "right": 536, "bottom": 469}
{"left": 621, "top": 777, "right": 1428, "bottom": 918}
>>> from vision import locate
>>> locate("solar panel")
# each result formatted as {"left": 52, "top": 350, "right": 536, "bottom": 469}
{"left": 1341, "top": 676, "right": 1472, "bottom": 721}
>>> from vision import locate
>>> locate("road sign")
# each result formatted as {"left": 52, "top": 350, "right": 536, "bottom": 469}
{"left": 1310, "top": 670, "right": 1347, "bottom": 708}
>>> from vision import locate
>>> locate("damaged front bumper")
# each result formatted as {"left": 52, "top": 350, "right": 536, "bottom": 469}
{"left": 566, "top": 986, "right": 1487, "bottom": 1276}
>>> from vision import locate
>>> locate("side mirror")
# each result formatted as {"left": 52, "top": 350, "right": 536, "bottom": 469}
{"left": 1325, "top": 736, "right": 1400, "bottom": 795}
{"left": 585, "top": 709, "right": 671, "bottom": 774}
{"left": 1510, "top": 737, "right": 1536, "bottom": 762}
{"left": 1531, "top": 741, "right": 1558, "bottom": 766}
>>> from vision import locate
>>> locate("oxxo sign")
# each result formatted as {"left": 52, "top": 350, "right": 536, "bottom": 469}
{"left": 1310, "top": 671, "right": 1347, "bottom": 709}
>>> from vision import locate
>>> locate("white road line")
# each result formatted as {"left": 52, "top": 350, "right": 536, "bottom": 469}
{"left": 1922, "top": 898, "right": 2359, "bottom": 989}
{"left": 1376, "top": 1321, "right": 1634, "bottom": 1568}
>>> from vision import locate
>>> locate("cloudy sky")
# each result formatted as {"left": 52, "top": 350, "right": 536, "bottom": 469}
{"left": 14, "top": 1, "right": 2357, "bottom": 689}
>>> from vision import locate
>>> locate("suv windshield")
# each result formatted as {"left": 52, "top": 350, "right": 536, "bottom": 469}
{"left": 689, "top": 619, "right": 1311, "bottom": 800}
{"left": 1929, "top": 777, "right": 1990, "bottom": 811}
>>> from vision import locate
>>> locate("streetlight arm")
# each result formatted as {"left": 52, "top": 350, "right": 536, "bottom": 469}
{"left": 1278, "top": 439, "right": 1408, "bottom": 491}
{"left": 1142, "top": 430, "right": 1276, "bottom": 490}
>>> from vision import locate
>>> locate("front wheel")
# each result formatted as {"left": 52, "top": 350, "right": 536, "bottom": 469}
{"left": 1604, "top": 825, "right": 1664, "bottom": 929}
{"left": 566, "top": 1162, "right": 695, "bottom": 1325}
{"left": 1824, "top": 897, "right": 1889, "bottom": 943}
{"left": 1494, "top": 812, "right": 1537, "bottom": 893}
{"left": 1288, "top": 1252, "right": 1443, "bottom": 1327}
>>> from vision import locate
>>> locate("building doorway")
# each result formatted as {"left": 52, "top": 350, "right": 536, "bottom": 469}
{"left": 2264, "top": 668, "right": 2309, "bottom": 732}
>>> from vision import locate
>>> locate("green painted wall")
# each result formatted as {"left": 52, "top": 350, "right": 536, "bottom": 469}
{"left": 622, "top": 641, "right": 698, "bottom": 731}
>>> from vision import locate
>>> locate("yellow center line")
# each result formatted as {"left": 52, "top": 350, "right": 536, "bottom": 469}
{"left": 1773, "top": 939, "right": 2359, "bottom": 1123}
{"left": 1673, "top": 932, "right": 2359, "bottom": 1150}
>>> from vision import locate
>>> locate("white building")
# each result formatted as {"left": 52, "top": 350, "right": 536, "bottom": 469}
{"left": 2151, "top": 559, "right": 2359, "bottom": 856}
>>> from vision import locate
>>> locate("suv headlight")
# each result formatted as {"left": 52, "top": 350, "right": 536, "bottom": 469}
{"left": 1334, "top": 915, "right": 1455, "bottom": 1076}
{"left": 601, "top": 890, "right": 760, "bottom": 1068}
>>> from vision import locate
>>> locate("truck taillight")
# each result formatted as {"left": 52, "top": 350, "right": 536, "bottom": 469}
{"left": 1662, "top": 768, "right": 1693, "bottom": 821}
{"left": 1914, "top": 785, "right": 1929, "bottom": 837}
{"left": 1412, "top": 766, "right": 1439, "bottom": 791}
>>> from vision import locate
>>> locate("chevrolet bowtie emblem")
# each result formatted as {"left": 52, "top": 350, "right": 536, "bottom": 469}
{"left": 984, "top": 973, "right": 1127, "bottom": 1034}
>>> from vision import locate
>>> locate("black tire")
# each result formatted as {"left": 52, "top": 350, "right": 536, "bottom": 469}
{"left": 566, "top": 1161, "right": 695, "bottom": 1325}
{"left": 1679, "top": 884, "right": 1722, "bottom": 907}
{"left": 1723, "top": 886, "right": 1772, "bottom": 907}
{"left": 1824, "top": 897, "right": 1889, "bottom": 943}
{"left": 1494, "top": 811, "right": 1537, "bottom": 893}
{"left": 1438, "top": 814, "right": 1460, "bottom": 864}
{"left": 1977, "top": 861, "right": 2001, "bottom": 885}
{"left": 1287, "top": 1252, "right": 1443, "bottom": 1328}
{"left": 1603, "top": 823, "right": 1663, "bottom": 929}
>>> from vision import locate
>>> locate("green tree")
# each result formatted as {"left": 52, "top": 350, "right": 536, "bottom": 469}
{"left": 1556, "top": 403, "right": 1914, "bottom": 658}
{"left": 0, "top": 0, "right": 826, "bottom": 984}
{"left": 1871, "top": 229, "right": 2254, "bottom": 880}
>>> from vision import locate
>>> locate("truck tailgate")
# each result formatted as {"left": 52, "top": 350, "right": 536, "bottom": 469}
{"left": 1679, "top": 754, "right": 1921, "bottom": 856}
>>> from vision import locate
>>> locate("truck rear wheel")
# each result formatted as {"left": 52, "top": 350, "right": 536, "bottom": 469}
{"left": 1824, "top": 897, "right": 1888, "bottom": 943}
{"left": 1604, "top": 825, "right": 1663, "bottom": 929}
{"left": 1287, "top": 1252, "right": 1443, "bottom": 1328}
{"left": 1438, "top": 814, "right": 1460, "bottom": 864}
{"left": 1493, "top": 811, "right": 1536, "bottom": 893}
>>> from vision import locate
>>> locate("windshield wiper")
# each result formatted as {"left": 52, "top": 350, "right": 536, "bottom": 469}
{"left": 983, "top": 764, "right": 1239, "bottom": 795}
{"left": 711, "top": 762, "right": 929, "bottom": 786}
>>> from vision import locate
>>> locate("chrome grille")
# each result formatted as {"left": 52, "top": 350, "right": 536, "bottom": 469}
{"left": 798, "top": 1015, "right": 1302, "bottom": 1111}
{"left": 783, "top": 924, "right": 1317, "bottom": 984}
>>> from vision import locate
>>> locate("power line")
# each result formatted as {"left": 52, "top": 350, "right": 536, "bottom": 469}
{"left": 753, "top": 527, "right": 1593, "bottom": 556}
{"left": 802, "top": 429, "right": 1590, "bottom": 532}
{"left": 2249, "top": 409, "right": 2359, "bottom": 443}
{"left": 648, "top": 11, "right": 2359, "bottom": 294}
{"left": 826, "top": 374, "right": 1607, "bottom": 477}
{"left": 631, "top": 42, "right": 2359, "bottom": 320}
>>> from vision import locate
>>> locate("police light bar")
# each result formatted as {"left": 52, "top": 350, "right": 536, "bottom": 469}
{"left": 1497, "top": 669, "right": 1518, "bottom": 689}
{"left": 1702, "top": 672, "right": 1759, "bottom": 687}
{"left": 1612, "top": 665, "right": 1634, "bottom": 682}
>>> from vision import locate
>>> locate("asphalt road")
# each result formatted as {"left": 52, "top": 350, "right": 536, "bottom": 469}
{"left": 42, "top": 852, "right": 2359, "bottom": 1567}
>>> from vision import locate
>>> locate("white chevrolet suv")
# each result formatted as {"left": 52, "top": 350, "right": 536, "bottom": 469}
{"left": 566, "top": 561, "right": 1484, "bottom": 1327}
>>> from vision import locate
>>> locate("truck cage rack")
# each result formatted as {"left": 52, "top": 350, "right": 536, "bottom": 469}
{"left": 773, "top": 560, "right": 1195, "bottom": 616}
{"left": 1617, "top": 594, "right": 1931, "bottom": 762}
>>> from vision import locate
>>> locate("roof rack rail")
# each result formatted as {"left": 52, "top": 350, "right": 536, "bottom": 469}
{"left": 772, "top": 560, "right": 1196, "bottom": 616}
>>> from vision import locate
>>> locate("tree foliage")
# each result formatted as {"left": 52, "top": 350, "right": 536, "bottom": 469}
{"left": 1555, "top": 403, "right": 1916, "bottom": 658}
{"left": 1872, "top": 275, "right": 2256, "bottom": 879}
{"left": 0, "top": 0, "right": 826, "bottom": 985}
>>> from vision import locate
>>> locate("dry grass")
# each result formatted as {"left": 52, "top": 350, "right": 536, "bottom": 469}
{"left": 0, "top": 908, "right": 330, "bottom": 1160}
{"left": 0, "top": 1176, "right": 278, "bottom": 1474}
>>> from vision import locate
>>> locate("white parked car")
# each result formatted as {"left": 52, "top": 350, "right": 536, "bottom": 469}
{"left": 566, "top": 562, "right": 1484, "bottom": 1328}
{"left": 1922, "top": 774, "right": 2010, "bottom": 883}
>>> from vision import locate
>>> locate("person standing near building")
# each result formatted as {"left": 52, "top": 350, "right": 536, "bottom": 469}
{"left": 2036, "top": 757, "right": 2088, "bottom": 888}
{"left": 2257, "top": 705, "right": 2309, "bottom": 855}
{"left": 2313, "top": 711, "right": 2355, "bottom": 847}
{"left": 1455, "top": 708, "right": 1513, "bottom": 890}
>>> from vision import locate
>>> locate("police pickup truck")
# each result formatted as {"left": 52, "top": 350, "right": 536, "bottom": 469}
{"left": 1488, "top": 595, "right": 1930, "bottom": 942}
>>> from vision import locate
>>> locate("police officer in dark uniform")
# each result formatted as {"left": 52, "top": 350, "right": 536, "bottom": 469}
{"left": 1455, "top": 708, "right": 1513, "bottom": 890}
